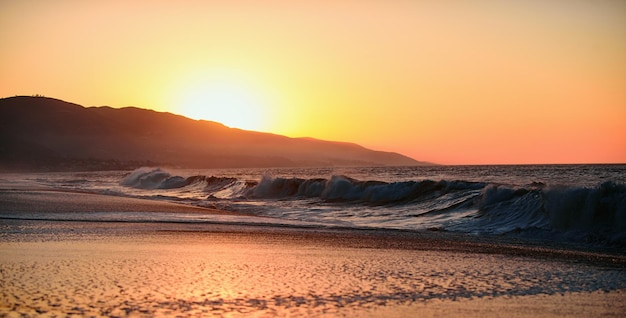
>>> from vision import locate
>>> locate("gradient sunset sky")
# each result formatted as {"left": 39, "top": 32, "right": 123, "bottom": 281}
{"left": 2, "top": 1, "right": 625, "bottom": 165}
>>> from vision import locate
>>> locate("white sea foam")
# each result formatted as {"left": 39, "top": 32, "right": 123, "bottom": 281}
{"left": 3, "top": 164, "right": 626, "bottom": 247}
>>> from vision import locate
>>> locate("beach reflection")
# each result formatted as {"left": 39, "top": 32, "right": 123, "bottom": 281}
{"left": 1, "top": 231, "right": 625, "bottom": 317}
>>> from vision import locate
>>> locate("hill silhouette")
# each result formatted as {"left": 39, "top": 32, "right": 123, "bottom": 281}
{"left": 0, "top": 96, "right": 427, "bottom": 171}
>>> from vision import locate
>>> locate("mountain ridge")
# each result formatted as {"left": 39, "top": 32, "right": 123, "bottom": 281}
{"left": 0, "top": 96, "right": 430, "bottom": 171}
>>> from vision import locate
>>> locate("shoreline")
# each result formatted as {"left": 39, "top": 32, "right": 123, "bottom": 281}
{"left": 1, "top": 188, "right": 624, "bottom": 265}
{"left": 1, "top": 188, "right": 625, "bottom": 316}
{"left": 2, "top": 227, "right": 625, "bottom": 317}
{"left": 0, "top": 188, "right": 239, "bottom": 215}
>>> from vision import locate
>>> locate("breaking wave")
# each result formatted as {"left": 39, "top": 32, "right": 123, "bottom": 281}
{"left": 120, "top": 167, "right": 249, "bottom": 197}
{"left": 251, "top": 174, "right": 486, "bottom": 204}
{"left": 453, "top": 182, "right": 626, "bottom": 242}
{"left": 121, "top": 167, "right": 626, "bottom": 245}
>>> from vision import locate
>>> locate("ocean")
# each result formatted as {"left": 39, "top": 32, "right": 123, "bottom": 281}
{"left": 2, "top": 164, "right": 625, "bottom": 249}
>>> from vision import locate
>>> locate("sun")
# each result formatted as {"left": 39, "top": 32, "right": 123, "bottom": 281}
{"left": 176, "top": 76, "right": 270, "bottom": 131}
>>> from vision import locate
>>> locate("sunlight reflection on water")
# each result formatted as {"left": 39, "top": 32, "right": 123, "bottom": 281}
{"left": 1, "top": 231, "right": 625, "bottom": 317}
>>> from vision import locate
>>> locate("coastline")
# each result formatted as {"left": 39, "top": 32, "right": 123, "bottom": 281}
{"left": 1, "top": 188, "right": 624, "bottom": 265}
{"left": 1, "top": 189, "right": 625, "bottom": 317}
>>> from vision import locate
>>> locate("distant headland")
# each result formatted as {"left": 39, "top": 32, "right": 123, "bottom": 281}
{"left": 0, "top": 96, "right": 430, "bottom": 171}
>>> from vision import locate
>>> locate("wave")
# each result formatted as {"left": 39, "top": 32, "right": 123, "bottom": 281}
{"left": 452, "top": 182, "right": 626, "bottom": 244}
{"left": 120, "top": 167, "right": 251, "bottom": 197}
{"left": 121, "top": 167, "right": 191, "bottom": 189}
{"left": 120, "top": 168, "right": 626, "bottom": 245}
{"left": 251, "top": 174, "right": 487, "bottom": 204}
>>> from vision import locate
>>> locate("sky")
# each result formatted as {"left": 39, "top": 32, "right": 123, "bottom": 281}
{"left": 1, "top": 0, "right": 625, "bottom": 165}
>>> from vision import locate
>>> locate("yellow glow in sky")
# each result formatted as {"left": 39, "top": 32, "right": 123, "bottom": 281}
{"left": 170, "top": 69, "right": 274, "bottom": 131}
{"left": 1, "top": 0, "right": 625, "bottom": 164}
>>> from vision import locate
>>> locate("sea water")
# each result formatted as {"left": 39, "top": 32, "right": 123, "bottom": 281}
{"left": 1, "top": 164, "right": 625, "bottom": 247}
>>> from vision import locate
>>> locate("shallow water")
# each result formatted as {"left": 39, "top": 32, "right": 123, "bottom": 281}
{"left": 1, "top": 164, "right": 625, "bottom": 248}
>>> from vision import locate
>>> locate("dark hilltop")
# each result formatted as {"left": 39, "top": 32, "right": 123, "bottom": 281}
{"left": 0, "top": 96, "right": 428, "bottom": 171}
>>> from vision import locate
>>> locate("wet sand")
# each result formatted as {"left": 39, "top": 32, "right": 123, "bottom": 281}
{"left": 1, "top": 190, "right": 625, "bottom": 317}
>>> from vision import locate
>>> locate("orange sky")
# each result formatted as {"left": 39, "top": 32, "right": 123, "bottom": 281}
{"left": 1, "top": 0, "right": 625, "bottom": 165}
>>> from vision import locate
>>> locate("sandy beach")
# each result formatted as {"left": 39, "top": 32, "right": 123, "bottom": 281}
{"left": 1, "top": 190, "right": 625, "bottom": 317}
